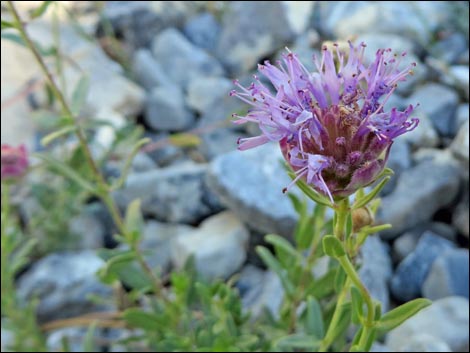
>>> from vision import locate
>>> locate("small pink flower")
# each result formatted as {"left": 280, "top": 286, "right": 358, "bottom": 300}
{"left": 1, "top": 144, "right": 29, "bottom": 180}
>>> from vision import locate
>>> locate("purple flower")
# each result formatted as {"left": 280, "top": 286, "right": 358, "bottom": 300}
{"left": 1, "top": 144, "right": 29, "bottom": 181}
{"left": 231, "top": 42, "right": 418, "bottom": 202}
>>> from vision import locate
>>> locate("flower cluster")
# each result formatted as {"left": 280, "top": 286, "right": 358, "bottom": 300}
{"left": 231, "top": 42, "right": 418, "bottom": 201}
{"left": 1, "top": 144, "right": 29, "bottom": 181}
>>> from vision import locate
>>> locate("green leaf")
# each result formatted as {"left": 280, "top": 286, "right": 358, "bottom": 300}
{"left": 322, "top": 235, "right": 346, "bottom": 258}
{"left": 40, "top": 125, "right": 77, "bottom": 146}
{"left": 352, "top": 176, "right": 391, "bottom": 210}
{"left": 123, "top": 309, "right": 164, "bottom": 331}
{"left": 374, "top": 302, "right": 382, "bottom": 321}
{"left": 30, "top": 1, "right": 54, "bottom": 19}
{"left": 305, "top": 296, "right": 324, "bottom": 339}
{"left": 256, "top": 246, "right": 295, "bottom": 298}
{"left": 287, "top": 170, "right": 333, "bottom": 207}
{"left": 334, "top": 266, "right": 347, "bottom": 294}
{"left": 265, "top": 234, "right": 302, "bottom": 264}
{"left": 350, "top": 286, "right": 364, "bottom": 324}
{"left": 10, "top": 238, "right": 38, "bottom": 274}
{"left": 1, "top": 20, "right": 16, "bottom": 30}
{"left": 83, "top": 321, "right": 98, "bottom": 352}
{"left": 276, "top": 334, "right": 320, "bottom": 350}
{"left": 310, "top": 267, "right": 336, "bottom": 299}
{"left": 71, "top": 75, "right": 90, "bottom": 115}
{"left": 1, "top": 32, "right": 56, "bottom": 56}
{"left": 124, "top": 199, "right": 143, "bottom": 244}
{"left": 329, "top": 302, "right": 352, "bottom": 344}
{"left": 34, "top": 153, "right": 96, "bottom": 193}
{"left": 377, "top": 298, "right": 432, "bottom": 332}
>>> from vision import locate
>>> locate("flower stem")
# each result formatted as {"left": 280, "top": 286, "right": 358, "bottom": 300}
{"left": 6, "top": 1, "right": 163, "bottom": 298}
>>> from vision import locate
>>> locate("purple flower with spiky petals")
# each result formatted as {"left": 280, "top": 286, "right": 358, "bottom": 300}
{"left": 231, "top": 42, "right": 418, "bottom": 202}
{"left": 1, "top": 144, "right": 29, "bottom": 181}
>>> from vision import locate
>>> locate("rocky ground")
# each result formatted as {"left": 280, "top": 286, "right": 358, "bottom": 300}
{"left": 1, "top": 1, "right": 469, "bottom": 352}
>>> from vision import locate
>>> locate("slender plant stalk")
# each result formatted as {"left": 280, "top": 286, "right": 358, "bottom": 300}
{"left": 6, "top": 0, "right": 163, "bottom": 297}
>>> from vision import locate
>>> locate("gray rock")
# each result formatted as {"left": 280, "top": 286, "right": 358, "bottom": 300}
{"left": 183, "top": 12, "right": 221, "bottom": 52}
{"left": 199, "top": 129, "right": 242, "bottom": 161}
{"left": 47, "top": 328, "right": 93, "bottom": 352}
{"left": 143, "top": 132, "right": 186, "bottom": 167}
{"left": 216, "top": 2, "right": 294, "bottom": 74}
{"left": 430, "top": 32, "right": 468, "bottom": 64}
{"left": 244, "top": 271, "right": 284, "bottom": 319}
{"left": 152, "top": 28, "right": 224, "bottom": 89}
{"left": 451, "top": 120, "right": 469, "bottom": 164}
{"left": 397, "top": 113, "right": 439, "bottom": 149}
{"left": 318, "top": 2, "right": 448, "bottom": 45}
{"left": 69, "top": 211, "right": 105, "bottom": 250}
{"left": 370, "top": 342, "right": 393, "bottom": 352}
{"left": 378, "top": 156, "right": 460, "bottom": 238}
{"left": 130, "top": 152, "right": 157, "bottom": 173}
{"left": 453, "top": 190, "right": 469, "bottom": 238}
{"left": 17, "top": 251, "right": 113, "bottom": 322}
{"left": 359, "top": 237, "right": 393, "bottom": 312}
{"left": 102, "top": 1, "right": 197, "bottom": 48}
{"left": 406, "top": 83, "right": 459, "bottom": 136}
{"left": 197, "top": 89, "right": 246, "bottom": 128}
{"left": 423, "top": 248, "right": 469, "bottom": 300}
{"left": 456, "top": 103, "right": 469, "bottom": 130}
{"left": 393, "top": 223, "right": 457, "bottom": 263}
{"left": 120, "top": 221, "right": 194, "bottom": 272}
{"left": 145, "top": 85, "right": 195, "bottom": 131}
{"left": 283, "top": 2, "right": 315, "bottom": 35}
{"left": 132, "top": 49, "right": 172, "bottom": 91}
{"left": 171, "top": 211, "right": 249, "bottom": 280}
{"left": 186, "top": 77, "right": 232, "bottom": 114}
{"left": 449, "top": 65, "right": 470, "bottom": 100}
{"left": 382, "top": 139, "right": 411, "bottom": 195}
{"left": 236, "top": 265, "right": 265, "bottom": 297}
{"left": 287, "top": 30, "right": 321, "bottom": 72}
{"left": 1, "top": 326, "right": 14, "bottom": 352}
{"left": 390, "top": 231, "right": 455, "bottom": 302}
{"left": 396, "top": 334, "right": 452, "bottom": 352}
{"left": 386, "top": 296, "right": 469, "bottom": 352}
{"left": 206, "top": 143, "right": 300, "bottom": 237}
{"left": 115, "top": 162, "right": 219, "bottom": 224}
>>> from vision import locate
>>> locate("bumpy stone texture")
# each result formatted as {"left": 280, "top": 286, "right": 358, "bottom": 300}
{"left": 422, "top": 248, "right": 469, "bottom": 300}
{"left": 395, "top": 334, "right": 452, "bottom": 352}
{"left": 378, "top": 154, "right": 460, "bottom": 238}
{"left": 17, "top": 251, "right": 113, "bottom": 322}
{"left": 114, "top": 162, "right": 221, "bottom": 224}
{"left": 243, "top": 271, "right": 284, "bottom": 319}
{"left": 145, "top": 85, "right": 195, "bottom": 131}
{"left": 451, "top": 120, "right": 470, "bottom": 165}
{"left": 132, "top": 49, "right": 172, "bottom": 91}
{"left": 102, "top": 1, "right": 198, "bottom": 48}
{"left": 206, "top": 143, "right": 301, "bottom": 237}
{"left": 186, "top": 77, "right": 233, "bottom": 114}
{"left": 453, "top": 188, "right": 469, "bottom": 238}
{"left": 406, "top": 83, "right": 459, "bottom": 137}
{"left": 152, "top": 28, "right": 224, "bottom": 88}
{"left": 390, "top": 232, "right": 455, "bottom": 302}
{"left": 397, "top": 113, "right": 439, "bottom": 149}
{"left": 316, "top": 2, "right": 450, "bottom": 45}
{"left": 386, "top": 296, "right": 469, "bottom": 352}
{"left": 183, "top": 12, "right": 221, "bottom": 52}
{"left": 171, "top": 212, "right": 249, "bottom": 280}
{"left": 216, "top": 2, "right": 294, "bottom": 74}
{"left": 359, "top": 237, "right": 393, "bottom": 312}
{"left": 381, "top": 138, "right": 411, "bottom": 195}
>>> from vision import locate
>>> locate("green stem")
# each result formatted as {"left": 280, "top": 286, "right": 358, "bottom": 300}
{"left": 7, "top": 1, "right": 163, "bottom": 298}
{"left": 318, "top": 277, "right": 351, "bottom": 352}
{"left": 334, "top": 198, "right": 349, "bottom": 241}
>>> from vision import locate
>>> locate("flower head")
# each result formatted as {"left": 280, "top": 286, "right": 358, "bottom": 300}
{"left": 231, "top": 42, "right": 418, "bottom": 201}
{"left": 1, "top": 144, "right": 29, "bottom": 181}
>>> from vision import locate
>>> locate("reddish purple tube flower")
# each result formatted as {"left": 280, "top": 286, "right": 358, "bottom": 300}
{"left": 1, "top": 144, "right": 29, "bottom": 181}
{"left": 231, "top": 42, "right": 418, "bottom": 201}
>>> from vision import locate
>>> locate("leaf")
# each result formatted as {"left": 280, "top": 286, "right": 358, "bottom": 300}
{"left": 329, "top": 302, "right": 352, "bottom": 344}
{"left": 334, "top": 266, "right": 347, "bottom": 294}
{"left": 34, "top": 153, "right": 96, "bottom": 193}
{"left": 83, "top": 321, "right": 98, "bottom": 352}
{"left": 168, "top": 132, "right": 201, "bottom": 148}
{"left": 256, "top": 246, "right": 295, "bottom": 298}
{"left": 287, "top": 172, "right": 333, "bottom": 207}
{"left": 123, "top": 309, "right": 164, "bottom": 331}
{"left": 71, "top": 75, "right": 90, "bottom": 115}
{"left": 305, "top": 296, "right": 324, "bottom": 339}
{"left": 276, "top": 334, "right": 320, "bottom": 350}
{"left": 377, "top": 298, "right": 432, "bottom": 332}
{"left": 40, "top": 125, "right": 76, "bottom": 146}
{"left": 30, "top": 1, "right": 54, "bottom": 19}
{"left": 350, "top": 286, "right": 364, "bottom": 325}
{"left": 124, "top": 199, "right": 143, "bottom": 245}
{"left": 1, "top": 20, "right": 16, "bottom": 30}
{"left": 1, "top": 32, "right": 56, "bottom": 56}
{"left": 265, "top": 234, "right": 302, "bottom": 264}
{"left": 322, "top": 235, "right": 346, "bottom": 258}
{"left": 352, "top": 176, "right": 391, "bottom": 210}
{"left": 309, "top": 268, "right": 336, "bottom": 299}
